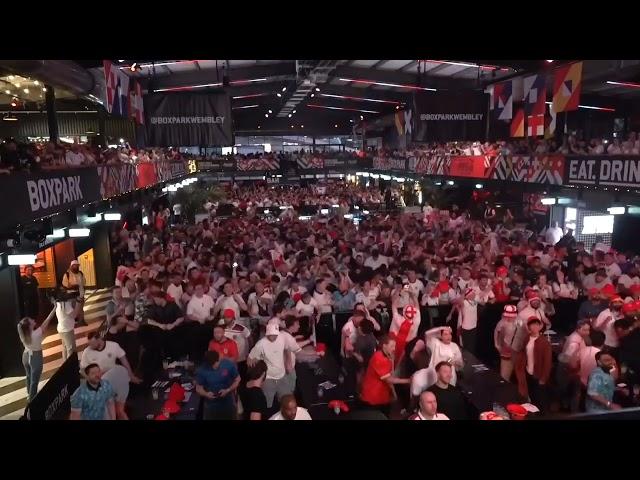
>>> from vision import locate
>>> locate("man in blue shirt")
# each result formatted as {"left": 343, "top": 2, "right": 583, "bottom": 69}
{"left": 70, "top": 364, "right": 116, "bottom": 420}
{"left": 586, "top": 351, "right": 621, "bottom": 413}
{"left": 195, "top": 350, "right": 240, "bottom": 420}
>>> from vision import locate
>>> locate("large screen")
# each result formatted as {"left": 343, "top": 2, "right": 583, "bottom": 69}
{"left": 581, "top": 215, "right": 614, "bottom": 235}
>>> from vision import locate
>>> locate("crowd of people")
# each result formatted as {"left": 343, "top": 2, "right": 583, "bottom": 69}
{"left": 16, "top": 179, "right": 640, "bottom": 420}
{"left": 0, "top": 139, "right": 185, "bottom": 173}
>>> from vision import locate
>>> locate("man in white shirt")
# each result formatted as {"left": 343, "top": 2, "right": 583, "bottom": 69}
{"left": 408, "top": 391, "right": 449, "bottom": 420}
{"left": 65, "top": 144, "right": 85, "bottom": 166}
{"left": 406, "top": 270, "right": 425, "bottom": 299}
{"left": 410, "top": 366, "right": 437, "bottom": 399}
{"left": 458, "top": 288, "right": 479, "bottom": 355}
{"left": 56, "top": 298, "right": 77, "bottom": 361}
{"left": 212, "top": 282, "right": 248, "bottom": 320}
{"left": 593, "top": 297, "right": 625, "bottom": 348}
{"left": 247, "top": 282, "right": 274, "bottom": 318}
{"left": 364, "top": 248, "right": 388, "bottom": 271}
{"left": 557, "top": 320, "right": 590, "bottom": 412}
{"left": 186, "top": 284, "right": 214, "bottom": 324}
{"left": 474, "top": 275, "right": 496, "bottom": 305}
{"left": 604, "top": 253, "right": 622, "bottom": 280}
{"left": 269, "top": 394, "right": 312, "bottom": 420}
{"left": 167, "top": 273, "right": 184, "bottom": 308}
{"left": 544, "top": 221, "right": 564, "bottom": 246}
{"left": 248, "top": 324, "right": 301, "bottom": 408}
{"left": 80, "top": 332, "right": 141, "bottom": 420}
{"left": 295, "top": 292, "right": 317, "bottom": 317}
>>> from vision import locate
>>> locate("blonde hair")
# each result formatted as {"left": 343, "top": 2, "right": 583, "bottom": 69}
{"left": 17, "top": 318, "right": 33, "bottom": 346}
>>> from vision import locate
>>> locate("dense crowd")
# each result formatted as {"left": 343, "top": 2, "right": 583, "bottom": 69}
{"left": 0, "top": 139, "right": 184, "bottom": 173}
{"left": 16, "top": 181, "right": 640, "bottom": 420}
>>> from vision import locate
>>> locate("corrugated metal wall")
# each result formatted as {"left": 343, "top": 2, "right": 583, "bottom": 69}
{"left": 0, "top": 112, "right": 135, "bottom": 140}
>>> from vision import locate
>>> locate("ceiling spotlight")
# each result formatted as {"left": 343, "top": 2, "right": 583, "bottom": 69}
{"left": 277, "top": 93, "right": 282, "bottom": 97}
{"left": 42, "top": 87, "right": 47, "bottom": 92}
{"left": 301, "top": 125, "right": 304, "bottom": 128}
{"left": 350, "top": 119, "right": 354, "bottom": 123}
{"left": 360, "top": 115, "right": 364, "bottom": 120}
{"left": 15, "top": 83, "right": 20, "bottom": 88}
{"left": 545, "top": 60, "right": 554, "bottom": 63}
{"left": 258, "top": 126, "right": 261, "bottom": 129}
{"left": 290, "top": 125, "right": 294, "bottom": 128}
{"left": 10, "top": 101, "right": 17, "bottom": 107}
{"left": 4, "top": 90, "right": 10, "bottom": 95}
{"left": 268, "top": 109, "right": 272, "bottom": 114}
{"left": 315, "top": 87, "right": 320, "bottom": 92}
{"left": 119, "top": 138, "right": 125, "bottom": 143}
{"left": 310, "top": 93, "right": 315, "bottom": 98}
{"left": 288, "top": 114, "right": 292, "bottom": 118}
{"left": 118, "top": 59, "right": 125, "bottom": 63}
{"left": 34, "top": 80, "right": 39, "bottom": 85}
{"left": 334, "top": 124, "right": 338, "bottom": 128}
{"left": 282, "top": 87, "right": 287, "bottom": 92}
{"left": 23, "top": 88, "right": 29, "bottom": 94}
{"left": 292, "top": 110, "right": 296, "bottom": 114}
{"left": 265, "top": 113, "right": 269, "bottom": 118}
{"left": 8, "top": 75, "right": 14, "bottom": 80}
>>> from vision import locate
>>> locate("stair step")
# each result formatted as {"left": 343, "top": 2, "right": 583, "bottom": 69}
{"left": 43, "top": 337, "right": 90, "bottom": 364}
{"left": 42, "top": 321, "right": 103, "bottom": 348}
{"left": 0, "top": 378, "right": 50, "bottom": 419}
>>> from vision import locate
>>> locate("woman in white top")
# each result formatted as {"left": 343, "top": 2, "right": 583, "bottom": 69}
{"left": 424, "top": 326, "right": 464, "bottom": 386}
{"left": 17, "top": 306, "right": 57, "bottom": 401}
{"left": 551, "top": 268, "right": 578, "bottom": 300}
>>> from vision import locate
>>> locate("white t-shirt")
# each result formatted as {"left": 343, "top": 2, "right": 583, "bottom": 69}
{"left": 341, "top": 319, "right": 357, "bottom": 357}
{"left": 595, "top": 308, "right": 622, "bottom": 348}
{"left": 312, "top": 290, "right": 333, "bottom": 314}
{"left": 23, "top": 327, "right": 44, "bottom": 352}
{"left": 187, "top": 294, "right": 215, "bottom": 324}
{"left": 364, "top": 255, "right": 388, "bottom": 270}
{"left": 269, "top": 407, "right": 312, "bottom": 420}
{"left": 605, "top": 263, "right": 622, "bottom": 279}
{"left": 167, "top": 283, "right": 184, "bottom": 307}
{"left": 214, "top": 295, "right": 241, "bottom": 320}
{"left": 296, "top": 300, "right": 316, "bottom": 317}
{"left": 248, "top": 333, "right": 299, "bottom": 380}
{"left": 545, "top": 227, "right": 563, "bottom": 245}
{"left": 475, "top": 286, "right": 495, "bottom": 305}
{"left": 80, "top": 341, "right": 125, "bottom": 372}
{"left": 411, "top": 411, "right": 449, "bottom": 420}
{"left": 526, "top": 337, "right": 536, "bottom": 375}
{"left": 127, "top": 237, "right": 139, "bottom": 253}
{"left": 459, "top": 300, "right": 478, "bottom": 331}
{"left": 65, "top": 151, "right": 84, "bottom": 166}
{"left": 579, "top": 346, "right": 601, "bottom": 386}
{"left": 410, "top": 367, "right": 437, "bottom": 397}
{"left": 618, "top": 274, "right": 640, "bottom": 289}
{"left": 407, "top": 279, "right": 425, "bottom": 298}
{"left": 56, "top": 301, "right": 76, "bottom": 333}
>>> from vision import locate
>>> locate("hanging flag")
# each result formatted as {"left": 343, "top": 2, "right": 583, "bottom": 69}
{"left": 485, "top": 85, "right": 494, "bottom": 110}
{"left": 510, "top": 108, "right": 524, "bottom": 137}
{"left": 129, "top": 80, "right": 145, "bottom": 125}
{"left": 493, "top": 81, "right": 513, "bottom": 120}
{"left": 544, "top": 103, "right": 557, "bottom": 139}
{"left": 552, "top": 61, "right": 583, "bottom": 113}
{"left": 527, "top": 114, "right": 545, "bottom": 137}
{"left": 523, "top": 73, "right": 547, "bottom": 116}
{"left": 103, "top": 60, "right": 131, "bottom": 117}
{"left": 512, "top": 77, "right": 524, "bottom": 102}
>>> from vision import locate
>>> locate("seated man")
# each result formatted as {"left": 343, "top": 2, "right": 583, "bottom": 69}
{"left": 269, "top": 394, "right": 312, "bottom": 420}
{"left": 427, "top": 361, "right": 468, "bottom": 420}
{"left": 69, "top": 364, "right": 116, "bottom": 421}
{"left": 408, "top": 390, "right": 449, "bottom": 420}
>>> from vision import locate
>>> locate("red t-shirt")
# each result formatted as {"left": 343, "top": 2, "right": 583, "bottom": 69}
{"left": 493, "top": 279, "right": 509, "bottom": 303}
{"left": 360, "top": 350, "right": 393, "bottom": 406}
{"left": 208, "top": 338, "right": 239, "bottom": 362}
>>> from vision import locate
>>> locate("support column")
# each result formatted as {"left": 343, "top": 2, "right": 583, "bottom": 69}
{"left": 97, "top": 108, "right": 106, "bottom": 148}
{"left": 45, "top": 84, "right": 58, "bottom": 142}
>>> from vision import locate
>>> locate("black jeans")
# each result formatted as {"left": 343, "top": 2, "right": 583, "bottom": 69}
{"left": 461, "top": 328, "right": 477, "bottom": 356}
{"left": 526, "top": 373, "right": 550, "bottom": 413}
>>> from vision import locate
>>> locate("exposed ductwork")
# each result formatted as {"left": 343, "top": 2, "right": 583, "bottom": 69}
{"left": 276, "top": 60, "right": 345, "bottom": 117}
{"left": 0, "top": 60, "right": 97, "bottom": 98}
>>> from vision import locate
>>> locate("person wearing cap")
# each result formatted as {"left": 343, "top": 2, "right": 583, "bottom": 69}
{"left": 195, "top": 350, "right": 241, "bottom": 420}
{"left": 247, "top": 323, "right": 301, "bottom": 409}
{"left": 593, "top": 297, "right": 626, "bottom": 349}
{"left": 517, "top": 291, "right": 550, "bottom": 329}
{"left": 492, "top": 265, "right": 510, "bottom": 303}
{"left": 585, "top": 350, "right": 621, "bottom": 413}
{"left": 408, "top": 390, "right": 449, "bottom": 420}
{"left": 222, "top": 305, "right": 252, "bottom": 377}
{"left": 62, "top": 259, "right": 86, "bottom": 326}
{"left": 578, "top": 288, "right": 606, "bottom": 323}
{"left": 557, "top": 320, "right": 591, "bottom": 412}
{"left": 494, "top": 304, "right": 520, "bottom": 381}
{"left": 514, "top": 317, "right": 552, "bottom": 412}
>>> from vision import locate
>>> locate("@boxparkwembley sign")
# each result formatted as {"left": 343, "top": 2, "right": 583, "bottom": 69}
{"left": 566, "top": 156, "right": 640, "bottom": 188}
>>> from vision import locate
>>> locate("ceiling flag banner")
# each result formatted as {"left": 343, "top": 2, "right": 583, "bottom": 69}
{"left": 523, "top": 73, "right": 547, "bottom": 116}
{"left": 129, "top": 80, "right": 145, "bottom": 125}
{"left": 413, "top": 91, "right": 488, "bottom": 142}
{"left": 527, "top": 114, "right": 545, "bottom": 137}
{"left": 511, "top": 108, "right": 525, "bottom": 137}
{"left": 553, "top": 61, "right": 583, "bottom": 113}
{"left": 103, "top": 60, "right": 130, "bottom": 116}
{"left": 493, "top": 81, "right": 513, "bottom": 120}
{"left": 144, "top": 92, "right": 233, "bottom": 147}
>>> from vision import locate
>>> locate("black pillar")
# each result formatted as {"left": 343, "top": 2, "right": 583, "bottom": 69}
{"left": 44, "top": 84, "right": 58, "bottom": 143}
{"left": 0, "top": 267, "right": 25, "bottom": 377}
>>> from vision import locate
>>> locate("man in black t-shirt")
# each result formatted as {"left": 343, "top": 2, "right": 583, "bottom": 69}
{"left": 21, "top": 265, "right": 39, "bottom": 319}
{"left": 427, "top": 361, "right": 468, "bottom": 420}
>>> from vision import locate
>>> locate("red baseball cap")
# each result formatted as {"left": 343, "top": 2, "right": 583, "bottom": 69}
{"left": 223, "top": 308, "right": 236, "bottom": 318}
{"left": 496, "top": 266, "right": 508, "bottom": 277}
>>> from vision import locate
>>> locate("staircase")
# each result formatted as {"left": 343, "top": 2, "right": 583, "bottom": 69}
{"left": 0, "top": 288, "right": 113, "bottom": 420}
